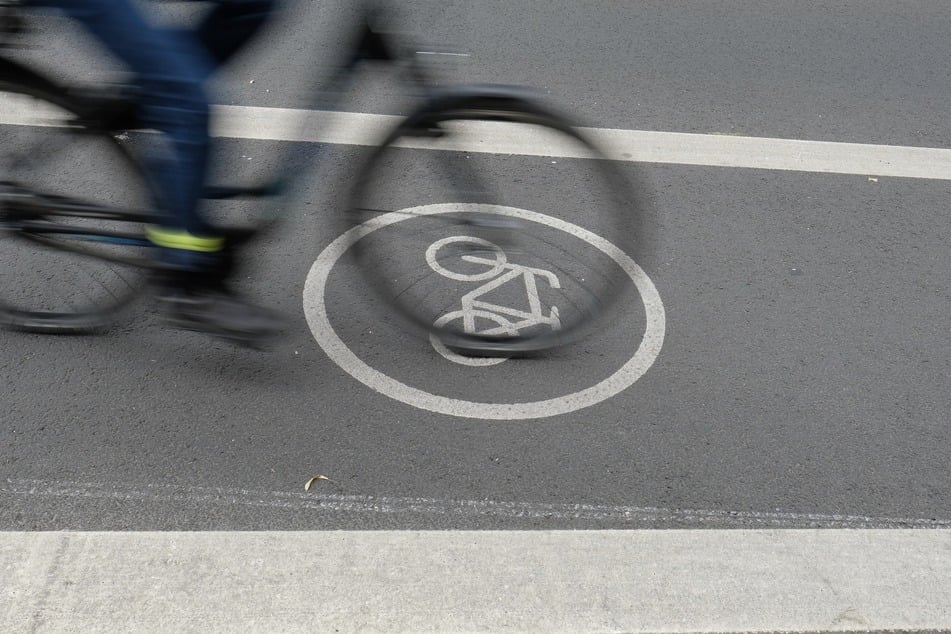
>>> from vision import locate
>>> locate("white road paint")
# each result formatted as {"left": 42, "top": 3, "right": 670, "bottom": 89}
{"left": 5, "top": 95, "right": 951, "bottom": 178}
{"left": 425, "top": 235, "right": 564, "bottom": 366}
{"left": 209, "top": 106, "right": 951, "bottom": 179}
{"left": 425, "top": 236, "right": 512, "bottom": 366}
{"left": 5, "top": 478, "right": 951, "bottom": 529}
{"left": 303, "top": 204, "right": 665, "bottom": 420}
{"left": 4, "top": 528, "right": 951, "bottom": 632}
{"left": 429, "top": 332, "right": 508, "bottom": 366}
{"left": 0, "top": 93, "right": 68, "bottom": 126}
{"left": 211, "top": 104, "right": 951, "bottom": 179}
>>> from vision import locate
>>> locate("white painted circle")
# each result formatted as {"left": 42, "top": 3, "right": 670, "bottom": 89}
{"left": 303, "top": 204, "right": 666, "bottom": 420}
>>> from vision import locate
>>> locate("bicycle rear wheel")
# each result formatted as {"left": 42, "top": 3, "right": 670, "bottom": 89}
{"left": 0, "top": 60, "right": 153, "bottom": 333}
{"left": 346, "top": 87, "right": 646, "bottom": 355}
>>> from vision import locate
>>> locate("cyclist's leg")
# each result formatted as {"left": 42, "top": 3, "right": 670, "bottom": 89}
{"left": 37, "top": 0, "right": 282, "bottom": 342}
{"left": 38, "top": 0, "right": 214, "bottom": 245}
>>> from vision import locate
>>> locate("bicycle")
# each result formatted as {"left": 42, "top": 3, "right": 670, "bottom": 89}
{"left": 0, "top": 0, "right": 647, "bottom": 356}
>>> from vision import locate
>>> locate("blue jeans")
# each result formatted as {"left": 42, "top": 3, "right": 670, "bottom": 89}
{"left": 33, "top": 0, "right": 274, "bottom": 268}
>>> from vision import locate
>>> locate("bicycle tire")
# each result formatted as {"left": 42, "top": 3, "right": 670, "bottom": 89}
{"left": 345, "top": 85, "right": 646, "bottom": 356}
{"left": 0, "top": 58, "right": 154, "bottom": 333}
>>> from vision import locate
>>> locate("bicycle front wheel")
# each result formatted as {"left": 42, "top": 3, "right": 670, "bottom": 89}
{"left": 0, "top": 60, "right": 153, "bottom": 333}
{"left": 347, "top": 87, "right": 647, "bottom": 355}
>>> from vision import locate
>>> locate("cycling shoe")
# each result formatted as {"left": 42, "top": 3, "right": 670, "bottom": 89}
{"left": 158, "top": 287, "right": 284, "bottom": 348}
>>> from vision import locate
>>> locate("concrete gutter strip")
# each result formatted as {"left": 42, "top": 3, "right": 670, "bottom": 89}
{"left": 2, "top": 530, "right": 950, "bottom": 633}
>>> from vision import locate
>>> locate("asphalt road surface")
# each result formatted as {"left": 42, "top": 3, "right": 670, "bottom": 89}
{"left": 2, "top": 0, "right": 949, "bottom": 534}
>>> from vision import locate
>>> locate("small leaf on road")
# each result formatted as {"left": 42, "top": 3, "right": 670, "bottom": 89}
{"left": 305, "top": 475, "right": 334, "bottom": 491}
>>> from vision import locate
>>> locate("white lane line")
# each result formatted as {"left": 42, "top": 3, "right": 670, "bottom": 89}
{"left": 5, "top": 478, "right": 951, "bottom": 529}
{"left": 3, "top": 530, "right": 951, "bottom": 632}
{"left": 4, "top": 93, "right": 951, "bottom": 179}
{"left": 213, "top": 104, "right": 951, "bottom": 179}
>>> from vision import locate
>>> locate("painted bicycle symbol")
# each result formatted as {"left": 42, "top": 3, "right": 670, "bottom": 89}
{"left": 425, "top": 236, "right": 562, "bottom": 366}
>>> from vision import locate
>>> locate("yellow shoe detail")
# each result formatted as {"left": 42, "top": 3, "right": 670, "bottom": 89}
{"left": 146, "top": 226, "right": 225, "bottom": 252}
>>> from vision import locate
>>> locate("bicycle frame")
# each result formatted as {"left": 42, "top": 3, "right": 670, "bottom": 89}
{"left": 1, "top": 0, "right": 580, "bottom": 297}
{"left": 1, "top": 1, "right": 643, "bottom": 352}
{"left": 0, "top": 1, "right": 456, "bottom": 267}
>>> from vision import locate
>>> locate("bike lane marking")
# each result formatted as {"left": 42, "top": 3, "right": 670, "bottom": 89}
{"left": 210, "top": 104, "right": 951, "bottom": 179}
{"left": 5, "top": 97, "right": 951, "bottom": 178}
{"left": 9, "top": 477, "right": 951, "bottom": 529}
{"left": 425, "top": 235, "right": 562, "bottom": 367}
{"left": 303, "top": 204, "right": 665, "bottom": 420}
{"left": 213, "top": 105, "right": 951, "bottom": 179}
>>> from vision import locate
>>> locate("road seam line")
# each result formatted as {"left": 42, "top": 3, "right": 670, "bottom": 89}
{"left": 4, "top": 478, "right": 950, "bottom": 529}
